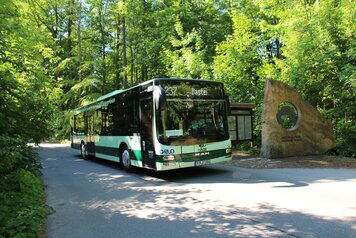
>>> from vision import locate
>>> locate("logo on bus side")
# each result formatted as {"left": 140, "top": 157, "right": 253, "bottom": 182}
{"left": 160, "top": 149, "right": 175, "bottom": 155}
{"left": 198, "top": 144, "right": 207, "bottom": 152}
{"left": 195, "top": 152, "right": 210, "bottom": 156}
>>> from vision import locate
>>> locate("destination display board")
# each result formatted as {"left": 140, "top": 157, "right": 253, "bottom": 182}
{"left": 158, "top": 79, "right": 225, "bottom": 99}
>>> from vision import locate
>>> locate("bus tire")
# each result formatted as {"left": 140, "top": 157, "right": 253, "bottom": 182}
{"left": 121, "top": 147, "right": 133, "bottom": 173}
{"left": 80, "top": 142, "right": 89, "bottom": 160}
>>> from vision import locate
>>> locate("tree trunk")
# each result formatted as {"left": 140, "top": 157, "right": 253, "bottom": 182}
{"left": 77, "top": 1, "right": 82, "bottom": 82}
{"left": 115, "top": 10, "right": 121, "bottom": 89}
{"left": 67, "top": 2, "right": 73, "bottom": 58}
{"left": 122, "top": 0, "right": 127, "bottom": 88}
{"left": 130, "top": 45, "right": 134, "bottom": 86}
{"left": 99, "top": 1, "right": 107, "bottom": 94}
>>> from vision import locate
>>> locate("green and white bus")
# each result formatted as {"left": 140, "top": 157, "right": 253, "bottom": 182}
{"left": 71, "top": 78, "right": 232, "bottom": 171}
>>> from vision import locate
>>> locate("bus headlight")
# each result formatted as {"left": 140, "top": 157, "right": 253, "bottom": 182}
{"left": 226, "top": 148, "right": 232, "bottom": 154}
{"left": 163, "top": 155, "right": 175, "bottom": 161}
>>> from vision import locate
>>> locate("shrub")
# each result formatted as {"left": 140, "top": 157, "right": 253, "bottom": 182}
{"left": 0, "top": 135, "right": 50, "bottom": 238}
{"left": 336, "top": 120, "right": 356, "bottom": 157}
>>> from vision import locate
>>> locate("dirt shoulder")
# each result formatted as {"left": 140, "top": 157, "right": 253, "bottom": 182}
{"left": 226, "top": 151, "right": 356, "bottom": 169}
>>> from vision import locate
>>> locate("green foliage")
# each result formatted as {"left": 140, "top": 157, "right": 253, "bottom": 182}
{"left": 38, "top": 0, "right": 352, "bottom": 156}
{"left": 50, "top": 109, "right": 74, "bottom": 140}
{"left": 0, "top": 136, "right": 50, "bottom": 238}
{"left": 233, "top": 141, "right": 260, "bottom": 155}
{"left": 0, "top": 136, "right": 41, "bottom": 176}
{"left": 335, "top": 120, "right": 356, "bottom": 157}
{"left": 0, "top": 0, "right": 57, "bottom": 143}
{"left": 1, "top": 0, "right": 354, "bottom": 156}
{"left": 164, "top": 20, "right": 210, "bottom": 78}
{"left": 0, "top": 1, "right": 55, "bottom": 236}
{"left": 211, "top": 0, "right": 354, "bottom": 156}
{"left": 214, "top": 7, "right": 265, "bottom": 103}
{"left": 162, "top": 1, "right": 231, "bottom": 79}
{"left": 0, "top": 5, "right": 354, "bottom": 238}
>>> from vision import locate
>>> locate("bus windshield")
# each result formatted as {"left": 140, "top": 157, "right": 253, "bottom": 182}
{"left": 156, "top": 80, "right": 229, "bottom": 145}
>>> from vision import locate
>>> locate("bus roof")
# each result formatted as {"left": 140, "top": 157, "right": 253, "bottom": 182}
{"left": 73, "top": 80, "right": 153, "bottom": 114}
{"left": 154, "top": 78, "right": 222, "bottom": 85}
{"left": 73, "top": 78, "right": 222, "bottom": 114}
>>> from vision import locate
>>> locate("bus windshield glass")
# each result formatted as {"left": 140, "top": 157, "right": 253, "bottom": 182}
{"left": 156, "top": 80, "right": 229, "bottom": 145}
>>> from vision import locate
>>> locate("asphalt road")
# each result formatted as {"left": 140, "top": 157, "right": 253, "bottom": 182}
{"left": 40, "top": 143, "right": 356, "bottom": 238}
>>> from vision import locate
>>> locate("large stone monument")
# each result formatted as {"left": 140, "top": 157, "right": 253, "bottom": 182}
{"left": 261, "top": 79, "right": 335, "bottom": 158}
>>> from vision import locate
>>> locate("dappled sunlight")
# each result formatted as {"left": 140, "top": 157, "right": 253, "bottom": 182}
{"left": 79, "top": 189, "right": 291, "bottom": 237}
{"left": 73, "top": 159, "right": 85, "bottom": 162}
{"left": 73, "top": 169, "right": 356, "bottom": 237}
{"left": 39, "top": 143, "right": 70, "bottom": 148}
{"left": 40, "top": 144, "right": 356, "bottom": 237}
{"left": 46, "top": 158, "right": 57, "bottom": 161}
{"left": 83, "top": 172, "right": 141, "bottom": 193}
{"left": 41, "top": 146, "right": 356, "bottom": 237}
{"left": 88, "top": 173, "right": 125, "bottom": 181}
{"left": 73, "top": 172, "right": 85, "bottom": 175}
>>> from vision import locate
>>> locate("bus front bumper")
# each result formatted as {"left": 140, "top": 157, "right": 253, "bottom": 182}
{"left": 155, "top": 155, "right": 232, "bottom": 171}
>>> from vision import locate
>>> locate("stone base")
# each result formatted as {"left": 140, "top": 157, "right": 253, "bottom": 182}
{"left": 260, "top": 79, "right": 335, "bottom": 158}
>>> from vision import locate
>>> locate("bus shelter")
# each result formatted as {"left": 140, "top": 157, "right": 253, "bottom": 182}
{"left": 228, "top": 103, "right": 255, "bottom": 146}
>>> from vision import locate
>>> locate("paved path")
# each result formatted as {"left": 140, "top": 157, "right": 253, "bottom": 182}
{"left": 40, "top": 144, "right": 356, "bottom": 238}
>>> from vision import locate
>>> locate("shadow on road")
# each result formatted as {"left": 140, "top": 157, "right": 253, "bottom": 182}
{"left": 40, "top": 144, "right": 356, "bottom": 238}
{"left": 74, "top": 150, "right": 356, "bottom": 189}
{"left": 41, "top": 143, "right": 356, "bottom": 189}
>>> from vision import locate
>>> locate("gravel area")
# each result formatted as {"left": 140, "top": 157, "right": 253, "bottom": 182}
{"left": 226, "top": 151, "right": 356, "bottom": 169}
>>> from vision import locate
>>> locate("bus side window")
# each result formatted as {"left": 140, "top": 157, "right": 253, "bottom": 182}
{"left": 101, "top": 106, "right": 108, "bottom": 135}
{"left": 85, "top": 111, "right": 94, "bottom": 136}
{"left": 76, "top": 113, "right": 85, "bottom": 134}
{"left": 125, "top": 98, "right": 135, "bottom": 134}
{"left": 111, "top": 95, "right": 127, "bottom": 136}
{"left": 107, "top": 104, "right": 114, "bottom": 135}
{"left": 132, "top": 90, "right": 139, "bottom": 133}
{"left": 94, "top": 109, "right": 102, "bottom": 135}
{"left": 100, "top": 106, "right": 114, "bottom": 135}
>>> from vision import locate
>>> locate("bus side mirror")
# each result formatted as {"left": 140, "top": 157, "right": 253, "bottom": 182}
{"left": 153, "top": 85, "right": 166, "bottom": 111}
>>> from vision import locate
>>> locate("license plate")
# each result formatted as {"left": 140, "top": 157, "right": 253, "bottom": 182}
{"left": 195, "top": 160, "right": 211, "bottom": 166}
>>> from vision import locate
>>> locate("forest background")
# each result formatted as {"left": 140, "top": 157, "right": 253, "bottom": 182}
{"left": 0, "top": 0, "right": 354, "bottom": 236}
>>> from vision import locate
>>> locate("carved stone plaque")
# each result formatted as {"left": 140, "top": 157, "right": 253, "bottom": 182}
{"left": 260, "top": 79, "right": 336, "bottom": 158}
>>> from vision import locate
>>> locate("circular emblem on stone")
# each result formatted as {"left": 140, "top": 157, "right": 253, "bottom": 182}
{"left": 276, "top": 102, "right": 299, "bottom": 130}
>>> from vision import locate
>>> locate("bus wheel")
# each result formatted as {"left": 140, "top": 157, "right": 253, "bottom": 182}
{"left": 121, "top": 148, "right": 133, "bottom": 173}
{"left": 80, "top": 143, "right": 88, "bottom": 160}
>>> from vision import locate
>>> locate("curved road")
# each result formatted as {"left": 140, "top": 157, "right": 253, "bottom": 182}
{"left": 40, "top": 143, "right": 356, "bottom": 238}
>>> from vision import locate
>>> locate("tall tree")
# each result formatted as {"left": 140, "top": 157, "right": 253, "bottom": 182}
{"left": 0, "top": 0, "right": 57, "bottom": 141}
{"left": 121, "top": 0, "right": 127, "bottom": 88}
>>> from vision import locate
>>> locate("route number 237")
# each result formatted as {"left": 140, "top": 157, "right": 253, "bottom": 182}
{"left": 164, "top": 86, "right": 178, "bottom": 97}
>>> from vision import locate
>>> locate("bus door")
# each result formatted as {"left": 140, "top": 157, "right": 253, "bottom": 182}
{"left": 139, "top": 97, "right": 155, "bottom": 169}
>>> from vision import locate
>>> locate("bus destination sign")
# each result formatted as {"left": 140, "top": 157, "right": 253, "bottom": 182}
{"left": 159, "top": 80, "right": 224, "bottom": 99}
